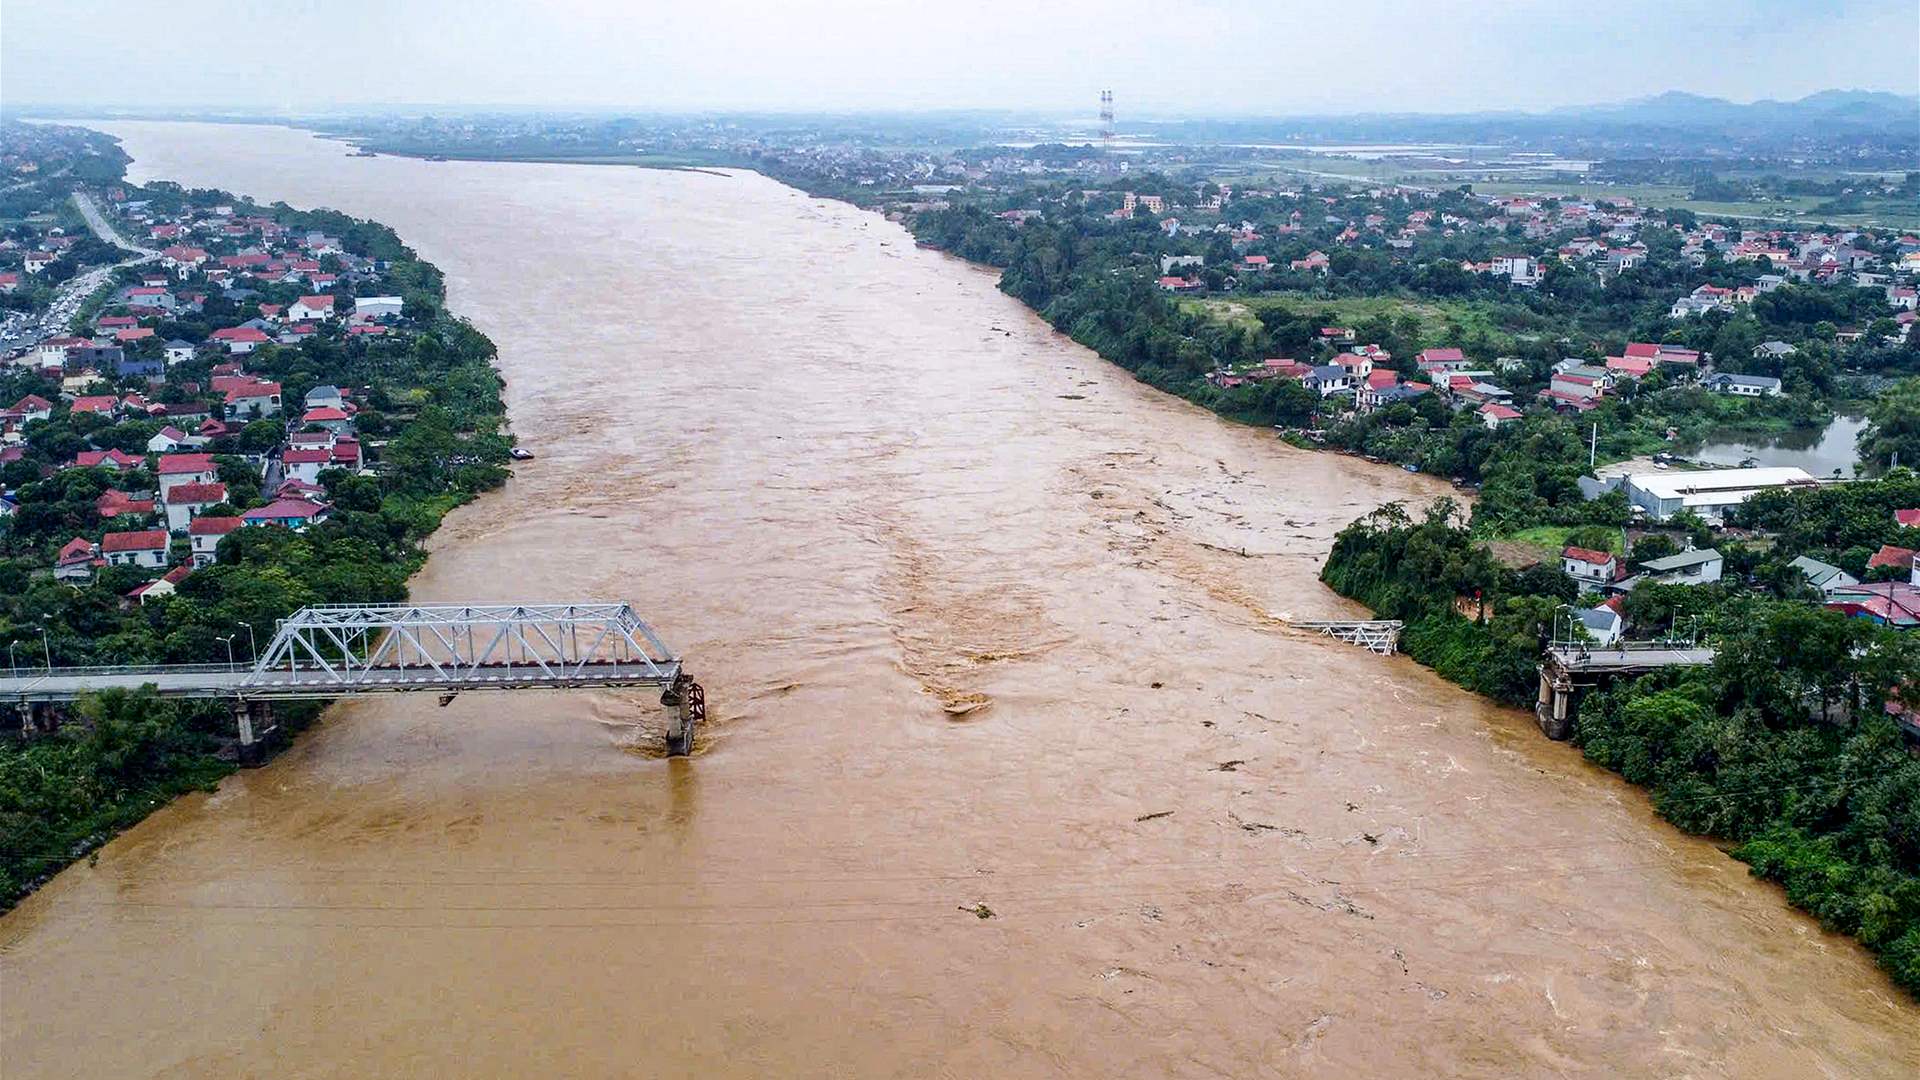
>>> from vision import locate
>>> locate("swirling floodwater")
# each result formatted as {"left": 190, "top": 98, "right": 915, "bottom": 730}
{"left": 2, "top": 122, "right": 1914, "bottom": 1078}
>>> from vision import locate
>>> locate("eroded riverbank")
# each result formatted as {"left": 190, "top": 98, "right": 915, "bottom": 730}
{"left": 1, "top": 122, "right": 1915, "bottom": 1078}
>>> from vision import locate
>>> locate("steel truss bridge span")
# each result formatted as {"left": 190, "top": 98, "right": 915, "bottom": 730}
{"left": 1, "top": 602, "right": 706, "bottom": 756}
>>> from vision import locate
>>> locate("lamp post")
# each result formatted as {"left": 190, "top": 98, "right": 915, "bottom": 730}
{"left": 239, "top": 621, "right": 257, "bottom": 663}
{"left": 219, "top": 634, "right": 236, "bottom": 672}
{"left": 36, "top": 626, "right": 50, "bottom": 673}
{"left": 7, "top": 641, "right": 20, "bottom": 678}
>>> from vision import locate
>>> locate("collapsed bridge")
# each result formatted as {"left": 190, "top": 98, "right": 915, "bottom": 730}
{"left": 0, "top": 602, "right": 705, "bottom": 757}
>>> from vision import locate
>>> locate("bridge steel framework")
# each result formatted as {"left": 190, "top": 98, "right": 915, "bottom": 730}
{"left": 1, "top": 602, "right": 705, "bottom": 757}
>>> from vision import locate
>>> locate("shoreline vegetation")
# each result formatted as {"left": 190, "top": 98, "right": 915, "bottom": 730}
{"left": 0, "top": 125, "right": 511, "bottom": 908}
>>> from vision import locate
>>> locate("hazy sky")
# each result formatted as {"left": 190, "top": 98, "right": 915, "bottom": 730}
{"left": 2, "top": 0, "right": 1912, "bottom": 116}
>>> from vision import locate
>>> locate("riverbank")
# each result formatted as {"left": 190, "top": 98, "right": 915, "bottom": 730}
{"left": 1319, "top": 495, "right": 1920, "bottom": 998}
{"left": 0, "top": 136, "right": 511, "bottom": 909}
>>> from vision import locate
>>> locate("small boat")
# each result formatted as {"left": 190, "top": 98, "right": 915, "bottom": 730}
{"left": 509, "top": 447, "right": 535, "bottom": 461}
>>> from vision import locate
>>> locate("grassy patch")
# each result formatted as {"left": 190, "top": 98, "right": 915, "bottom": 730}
{"left": 1499, "top": 524, "right": 1621, "bottom": 554}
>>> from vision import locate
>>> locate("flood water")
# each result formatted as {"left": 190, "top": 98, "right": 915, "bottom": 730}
{"left": 1696, "top": 414, "right": 1867, "bottom": 477}
{"left": 2, "top": 122, "right": 1916, "bottom": 1078}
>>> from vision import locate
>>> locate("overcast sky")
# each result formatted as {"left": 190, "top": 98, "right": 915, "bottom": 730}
{"left": 3, "top": 0, "right": 1912, "bottom": 116}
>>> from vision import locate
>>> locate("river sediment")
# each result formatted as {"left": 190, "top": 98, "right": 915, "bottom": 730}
{"left": 2, "top": 122, "right": 1915, "bottom": 1078}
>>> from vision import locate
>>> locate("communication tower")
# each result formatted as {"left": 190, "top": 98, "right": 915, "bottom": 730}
{"left": 1100, "top": 90, "right": 1115, "bottom": 146}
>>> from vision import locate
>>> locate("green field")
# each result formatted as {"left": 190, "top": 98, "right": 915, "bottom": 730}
{"left": 1230, "top": 159, "right": 1920, "bottom": 231}
{"left": 1181, "top": 293, "right": 1530, "bottom": 352}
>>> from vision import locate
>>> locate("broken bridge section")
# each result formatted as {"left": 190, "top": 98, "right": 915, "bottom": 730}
{"left": 1, "top": 602, "right": 704, "bottom": 757}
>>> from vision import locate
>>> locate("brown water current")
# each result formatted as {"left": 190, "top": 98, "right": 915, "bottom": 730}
{"left": 2, "top": 122, "right": 1916, "bottom": 1078}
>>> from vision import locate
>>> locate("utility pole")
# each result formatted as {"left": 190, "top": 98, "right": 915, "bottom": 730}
{"left": 1589, "top": 422, "right": 1598, "bottom": 469}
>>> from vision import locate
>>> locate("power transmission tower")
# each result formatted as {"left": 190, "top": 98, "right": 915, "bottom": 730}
{"left": 1100, "top": 90, "right": 1115, "bottom": 148}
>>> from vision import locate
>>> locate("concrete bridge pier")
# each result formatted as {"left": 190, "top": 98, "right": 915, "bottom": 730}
{"left": 660, "top": 675, "right": 705, "bottom": 757}
{"left": 232, "top": 700, "right": 276, "bottom": 767}
{"left": 1536, "top": 669, "right": 1575, "bottom": 741}
{"left": 14, "top": 701, "right": 58, "bottom": 735}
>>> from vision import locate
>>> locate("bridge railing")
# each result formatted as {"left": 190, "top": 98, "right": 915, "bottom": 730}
{"left": 2, "top": 662, "right": 244, "bottom": 680}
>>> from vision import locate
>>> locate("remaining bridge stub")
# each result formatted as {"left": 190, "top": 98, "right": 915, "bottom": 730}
{"left": 1, "top": 601, "right": 706, "bottom": 758}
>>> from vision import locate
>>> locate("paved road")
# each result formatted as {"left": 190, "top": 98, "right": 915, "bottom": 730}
{"left": 1547, "top": 645, "right": 1716, "bottom": 672}
{"left": 71, "top": 189, "right": 158, "bottom": 258}
{"left": 0, "top": 191, "right": 162, "bottom": 356}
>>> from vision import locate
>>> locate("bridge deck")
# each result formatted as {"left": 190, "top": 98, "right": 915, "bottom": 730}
{"left": 1545, "top": 646, "right": 1715, "bottom": 674}
{"left": 0, "top": 660, "right": 681, "bottom": 703}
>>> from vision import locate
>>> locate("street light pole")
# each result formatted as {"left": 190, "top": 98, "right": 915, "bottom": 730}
{"left": 37, "top": 626, "right": 50, "bottom": 673}
{"left": 7, "top": 641, "right": 19, "bottom": 678}
{"left": 219, "top": 634, "right": 236, "bottom": 672}
{"left": 239, "top": 621, "right": 257, "bottom": 663}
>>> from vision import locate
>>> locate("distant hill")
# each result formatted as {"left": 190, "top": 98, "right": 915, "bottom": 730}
{"left": 1553, "top": 89, "right": 1919, "bottom": 131}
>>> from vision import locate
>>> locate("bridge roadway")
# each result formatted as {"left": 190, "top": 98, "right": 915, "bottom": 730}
{"left": 0, "top": 659, "right": 682, "bottom": 703}
{"left": 1544, "top": 644, "right": 1717, "bottom": 673}
{"left": 1536, "top": 642, "right": 1717, "bottom": 740}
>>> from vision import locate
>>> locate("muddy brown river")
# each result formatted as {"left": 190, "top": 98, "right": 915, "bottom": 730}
{"left": 2, "top": 122, "right": 1915, "bottom": 1078}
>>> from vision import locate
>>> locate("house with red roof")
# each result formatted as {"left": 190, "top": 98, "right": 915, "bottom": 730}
{"left": 209, "top": 325, "right": 270, "bottom": 354}
{"left": 289, "top": 295, "right": 335, "bottom": 321}
{"left": 156, "top": 452, "right": 218, "bottom": 489}
{"left": 72, "top": 448, "right": 143, "bottom": 471}
{"left": 1561, "top": 546, "right": 1619, "bottom": 587}
{"left": 281, "top": 447, "right": 335, "bottom": 485}
{"left": 1867, "top": 545, "right": 1917, "bottom": 580}
{"left": 96, "top": 490, "right": 156, "bottom": 520}
{"left": 1604, "top": 355, "right": 1654, "bottom": 379}
{"left": 300, "top": 404, "right": 352, "bottom": 433}
{"left": 102, "top": 529, "right": 169, "bottom": 569}
{"left": 54, "top": 537, "right": 101, "bottom": 582}
{"left": 242, "top": 498, "right": 332, "bottom": 531}
{"left": 1479, "top": 402, "right": 1523, "bottom": 430}
{"left": 147, "top": 425, "right": 189, "bottom": 453}
{"left": 188, "top": 515, "right": 245, "bottom": 566}
{"left": 1827, "top": 582, "right": 1920, "bottom": 629}
{"left": 1415, "top": 347, "right": 1470, "bottom": 373}
{"left": 221, "top": 378, "right": 282, "bottom": 419}
{"left": 163, "top": 481, "right": 227, "bottom": 533}
{"left": 11, "top": 395, "right": 53, "bottom": 423}
{"left": 125, "top": 564, "right": 192, "bottom": 605}
{"left": 71, "top": 394, "right": 119, "bottom": 416}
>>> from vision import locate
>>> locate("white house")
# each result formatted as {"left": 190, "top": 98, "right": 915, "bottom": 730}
{"left": 101, "top": 530, "right": 169, "bottom": 569}
{"left": 155, "top": 452, "right": 219, "bottom": 491}
{"left": 223, "top": 379, "right": 282, "bottom": 419}
{"left": 147, "top": 425, "right": 188, "bottom": 453}
{"left": 162, "top": 481, "right": 226, "bottom": 533}
{"left": 1479, "top": 403, "right": 1522, "bottom": 430}
{"left": 281, "top": 448, "right": 334, "bottom": 485}
{"left": 1704, "top": 373, "right": 1783, "bottom": 397}
{"left": 188, "top": 515, "right": 244, "bottom": 566}
{"left": 289, "top": 295, "right": 335, "bottom": 321}
{"left": 1304, "top": 365, "right": 1351, "bottom": 398}
{"left": 1561, "top": 546, "right": 1618, "bottom": 586}
{"left": 1577, "top": 599, "right": 1624, "bottom": 647}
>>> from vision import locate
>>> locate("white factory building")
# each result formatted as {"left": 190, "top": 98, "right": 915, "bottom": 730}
{"left": 1619, "top": 466, "right": 1821, "bottom": 523}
